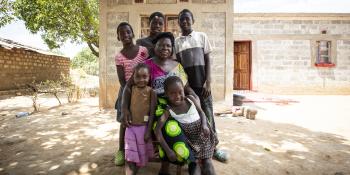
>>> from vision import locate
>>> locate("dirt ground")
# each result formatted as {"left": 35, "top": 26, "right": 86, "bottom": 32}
{"left": 0, "top": 93, "right": 350, "bottom": 175}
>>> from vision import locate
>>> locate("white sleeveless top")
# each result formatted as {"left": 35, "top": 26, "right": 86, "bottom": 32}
{"left": 168, "top": 98, "right": 200, "bottom": 124}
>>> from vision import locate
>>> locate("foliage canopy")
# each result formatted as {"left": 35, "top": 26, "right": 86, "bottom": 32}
{"left": 13, "top": 0, "right": 99, "bottom": 56}
{"left": 0, "top": 0, "right": 15, "bottom": 27}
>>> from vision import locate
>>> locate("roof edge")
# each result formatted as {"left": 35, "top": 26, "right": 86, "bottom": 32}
{"left": 0, "top": 37, "right": 69, "bottom": 58}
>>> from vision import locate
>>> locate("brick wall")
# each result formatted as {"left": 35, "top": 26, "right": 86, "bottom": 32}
{"left": 0, "top": 47, "right": 70, "bottom": 91}
{"left": 234, "top": 14, "right": 350, "bottom": 94}
{"left": 201, "top": 12, "right": 226, "bottom": 100}
{"left": 234, "top": 20, "right": 350, "bottom": 35}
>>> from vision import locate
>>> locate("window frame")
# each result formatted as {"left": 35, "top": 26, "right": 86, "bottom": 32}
{"left": 313, "top": 39, "right": 336, "bottom": 68}
{"left": 139, "top": 14, "right": 180, "bottom": 38}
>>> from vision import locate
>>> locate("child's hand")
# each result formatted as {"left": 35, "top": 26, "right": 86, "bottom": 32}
{"left": 167, "top": 150, "right": 177, "bottom": 162}
{"left": 202, "top": 80, "right": 211, "bottom": 98}
{"left": 122, "top": 109, "right": 131, "bottom": 127}
{"left": 202, "top": 124, "right": 210, "bottom": 137}
{"left": 144, "top": 131, "right": 151, "bottom": 142}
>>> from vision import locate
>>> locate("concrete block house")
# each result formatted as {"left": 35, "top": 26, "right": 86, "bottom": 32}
{"left": 99, "top": 0, "right": 350, "bottom": 108}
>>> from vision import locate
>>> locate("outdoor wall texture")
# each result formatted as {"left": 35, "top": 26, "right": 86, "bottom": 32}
{"left": 0, "top": 48, "right": 70, "bottom": 91}
{"left": 100, "top": 0, "right": 233, "bottom": 108}
{"left": 233, "top": 14, "right": 350, "bottom": 94}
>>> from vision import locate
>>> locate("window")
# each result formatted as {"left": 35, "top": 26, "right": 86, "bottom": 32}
{"left": 165, "top": 16, "right": 180, "bottom": 37}
{"left": 315, "top": 40, "right": 335, "bottom": 67}
{"left": 179, "top": 0, "right": 189, "bottom": 2}
{"left": 135, "top": 0, "right": 144, "bottom": 3}
{"left": 140, "top": 15, "right": 180, "bottom": 38}
{"left": 140, "top": 16, "right": 150, "bottom": 38}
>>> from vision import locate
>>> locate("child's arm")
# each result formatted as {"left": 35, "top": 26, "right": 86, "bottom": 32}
{"left": 188, "top": 95, "right": 210, "bottom": 136}
{"left": 117, "top": 65, "right": 131, "bottom": 127}
{"left": 144, "top": 90, "right": 157, "bottom": 142}
{"left": 184, "top": 83, "right": 200, "bottom": 102}
{"left": 155, "top": 110, "right": 177, "bottom": 162}
{"left": 121, "top": 86, "right": 132, "bottom": 127}
{"left": 120, "top": 70, "right": 135, "bottom": 127}
{"left": 116, "top": 66, "right": 126, "bottom": 87}
{"left": 203, "top": 53, "right": 211, "bottom": 98}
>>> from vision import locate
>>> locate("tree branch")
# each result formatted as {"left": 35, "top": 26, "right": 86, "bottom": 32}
{"left": 88, "top": 42, "right": 99, "bottom": 57}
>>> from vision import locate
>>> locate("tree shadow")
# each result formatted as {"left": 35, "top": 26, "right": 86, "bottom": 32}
{"left": 1, "top": 97, "right": 350, "bottom": 175}
{"left": 0, "top": 97, "right": 187, "bottom": 175}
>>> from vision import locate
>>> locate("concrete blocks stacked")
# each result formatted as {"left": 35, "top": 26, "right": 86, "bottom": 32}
{"left": 0, "top": 48, "right": 70, "bottom": 91}
{"left": 201, "top": 12, "right": 226, "bottom": 100}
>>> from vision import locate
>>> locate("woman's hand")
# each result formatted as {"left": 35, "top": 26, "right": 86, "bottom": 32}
{"left": 167, "top": 150, "right": 177, "bottom": 162}
{"left": 202, "top": 123, "right": 210, "bottom": 137}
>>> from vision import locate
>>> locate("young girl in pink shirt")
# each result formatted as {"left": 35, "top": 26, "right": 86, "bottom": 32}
{"left": 114, "top": 22, "right": 149, "bottom": 166}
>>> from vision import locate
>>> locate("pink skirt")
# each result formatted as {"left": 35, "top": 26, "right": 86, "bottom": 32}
{"left": 124, "top": 125, "right": 154, "bottom": 167}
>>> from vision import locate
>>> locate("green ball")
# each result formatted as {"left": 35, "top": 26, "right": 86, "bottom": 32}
{"left": 165, "top": 120, "right": 181, "bottom": 137}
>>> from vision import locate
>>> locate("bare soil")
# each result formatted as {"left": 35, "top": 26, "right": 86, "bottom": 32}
{"left": 0, "top": 94, "right": 349, "bottom": 175}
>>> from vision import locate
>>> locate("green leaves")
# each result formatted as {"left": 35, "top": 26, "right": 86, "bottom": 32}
{"left": 0, "top": 0, "right": 15, "bottom": 27}
{"left": 13, "top": 0, "right": 99, "bottom": 56}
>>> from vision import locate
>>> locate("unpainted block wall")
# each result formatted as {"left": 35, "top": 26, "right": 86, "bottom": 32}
{"left": 234, "top": 15, "right": 350, "bottom": 94}
{"left": 201, "top": 12, "right": 226, "bottom": 100}
{"left": 0, "top": 48, "right": 70, "bottom": 91}
{"left": 100, "top": 0, "right": 233, "bottom": 108}
{"left": 101, "top": 12, "right": 128, "bottom": 108}
{"left": 234, "top": 20, "right": 350, "bottom": 35}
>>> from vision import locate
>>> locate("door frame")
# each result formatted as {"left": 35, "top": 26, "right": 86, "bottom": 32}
{"left": 233, "top": 40, "right": 252, "bottom": 90}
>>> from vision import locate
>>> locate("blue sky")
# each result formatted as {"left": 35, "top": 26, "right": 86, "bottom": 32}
{"left": 0, "top": 0, "right": 349, "bottom": 58}
{"left": 0, "top": 20, "right": 84, "bottom": 58}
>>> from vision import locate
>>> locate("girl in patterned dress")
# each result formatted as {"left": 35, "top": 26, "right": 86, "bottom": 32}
{"left": 155, "top": 76, "right": 218, "bottom": 175}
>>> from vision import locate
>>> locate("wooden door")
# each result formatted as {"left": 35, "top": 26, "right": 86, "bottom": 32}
{"left": 234, "top": 41, "right": 251, "bottom": 90}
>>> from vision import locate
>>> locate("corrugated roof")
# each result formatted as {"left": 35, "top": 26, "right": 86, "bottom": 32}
{"left": 0, "top": 37, "right": 67, "bottom": 57}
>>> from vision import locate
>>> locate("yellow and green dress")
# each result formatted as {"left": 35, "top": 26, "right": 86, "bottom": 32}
{"left": 145, "top": 59, "right": 195, "bottom": 165}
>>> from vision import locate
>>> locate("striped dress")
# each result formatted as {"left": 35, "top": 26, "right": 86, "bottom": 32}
{"left": 114, "top": 46, "right": 149, "bottom": 121}
{"left": 115, "top": 46, "right": 149, "bottom": 81}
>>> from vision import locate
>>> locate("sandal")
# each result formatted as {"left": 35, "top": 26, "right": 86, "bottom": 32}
{"left": 213, "top": 149, "right": 228, "bottom": 163}
{"left": 114, "top": 150, "right": 125, "bottom": 166}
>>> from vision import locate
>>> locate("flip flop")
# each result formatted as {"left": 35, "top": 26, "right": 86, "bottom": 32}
{"left": 213, "top": 149, "right": 228, "bottom": 162}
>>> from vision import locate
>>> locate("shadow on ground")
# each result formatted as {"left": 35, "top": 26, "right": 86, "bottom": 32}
{"left": 0, "top": 96, "right": 349, "bottom": 175}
